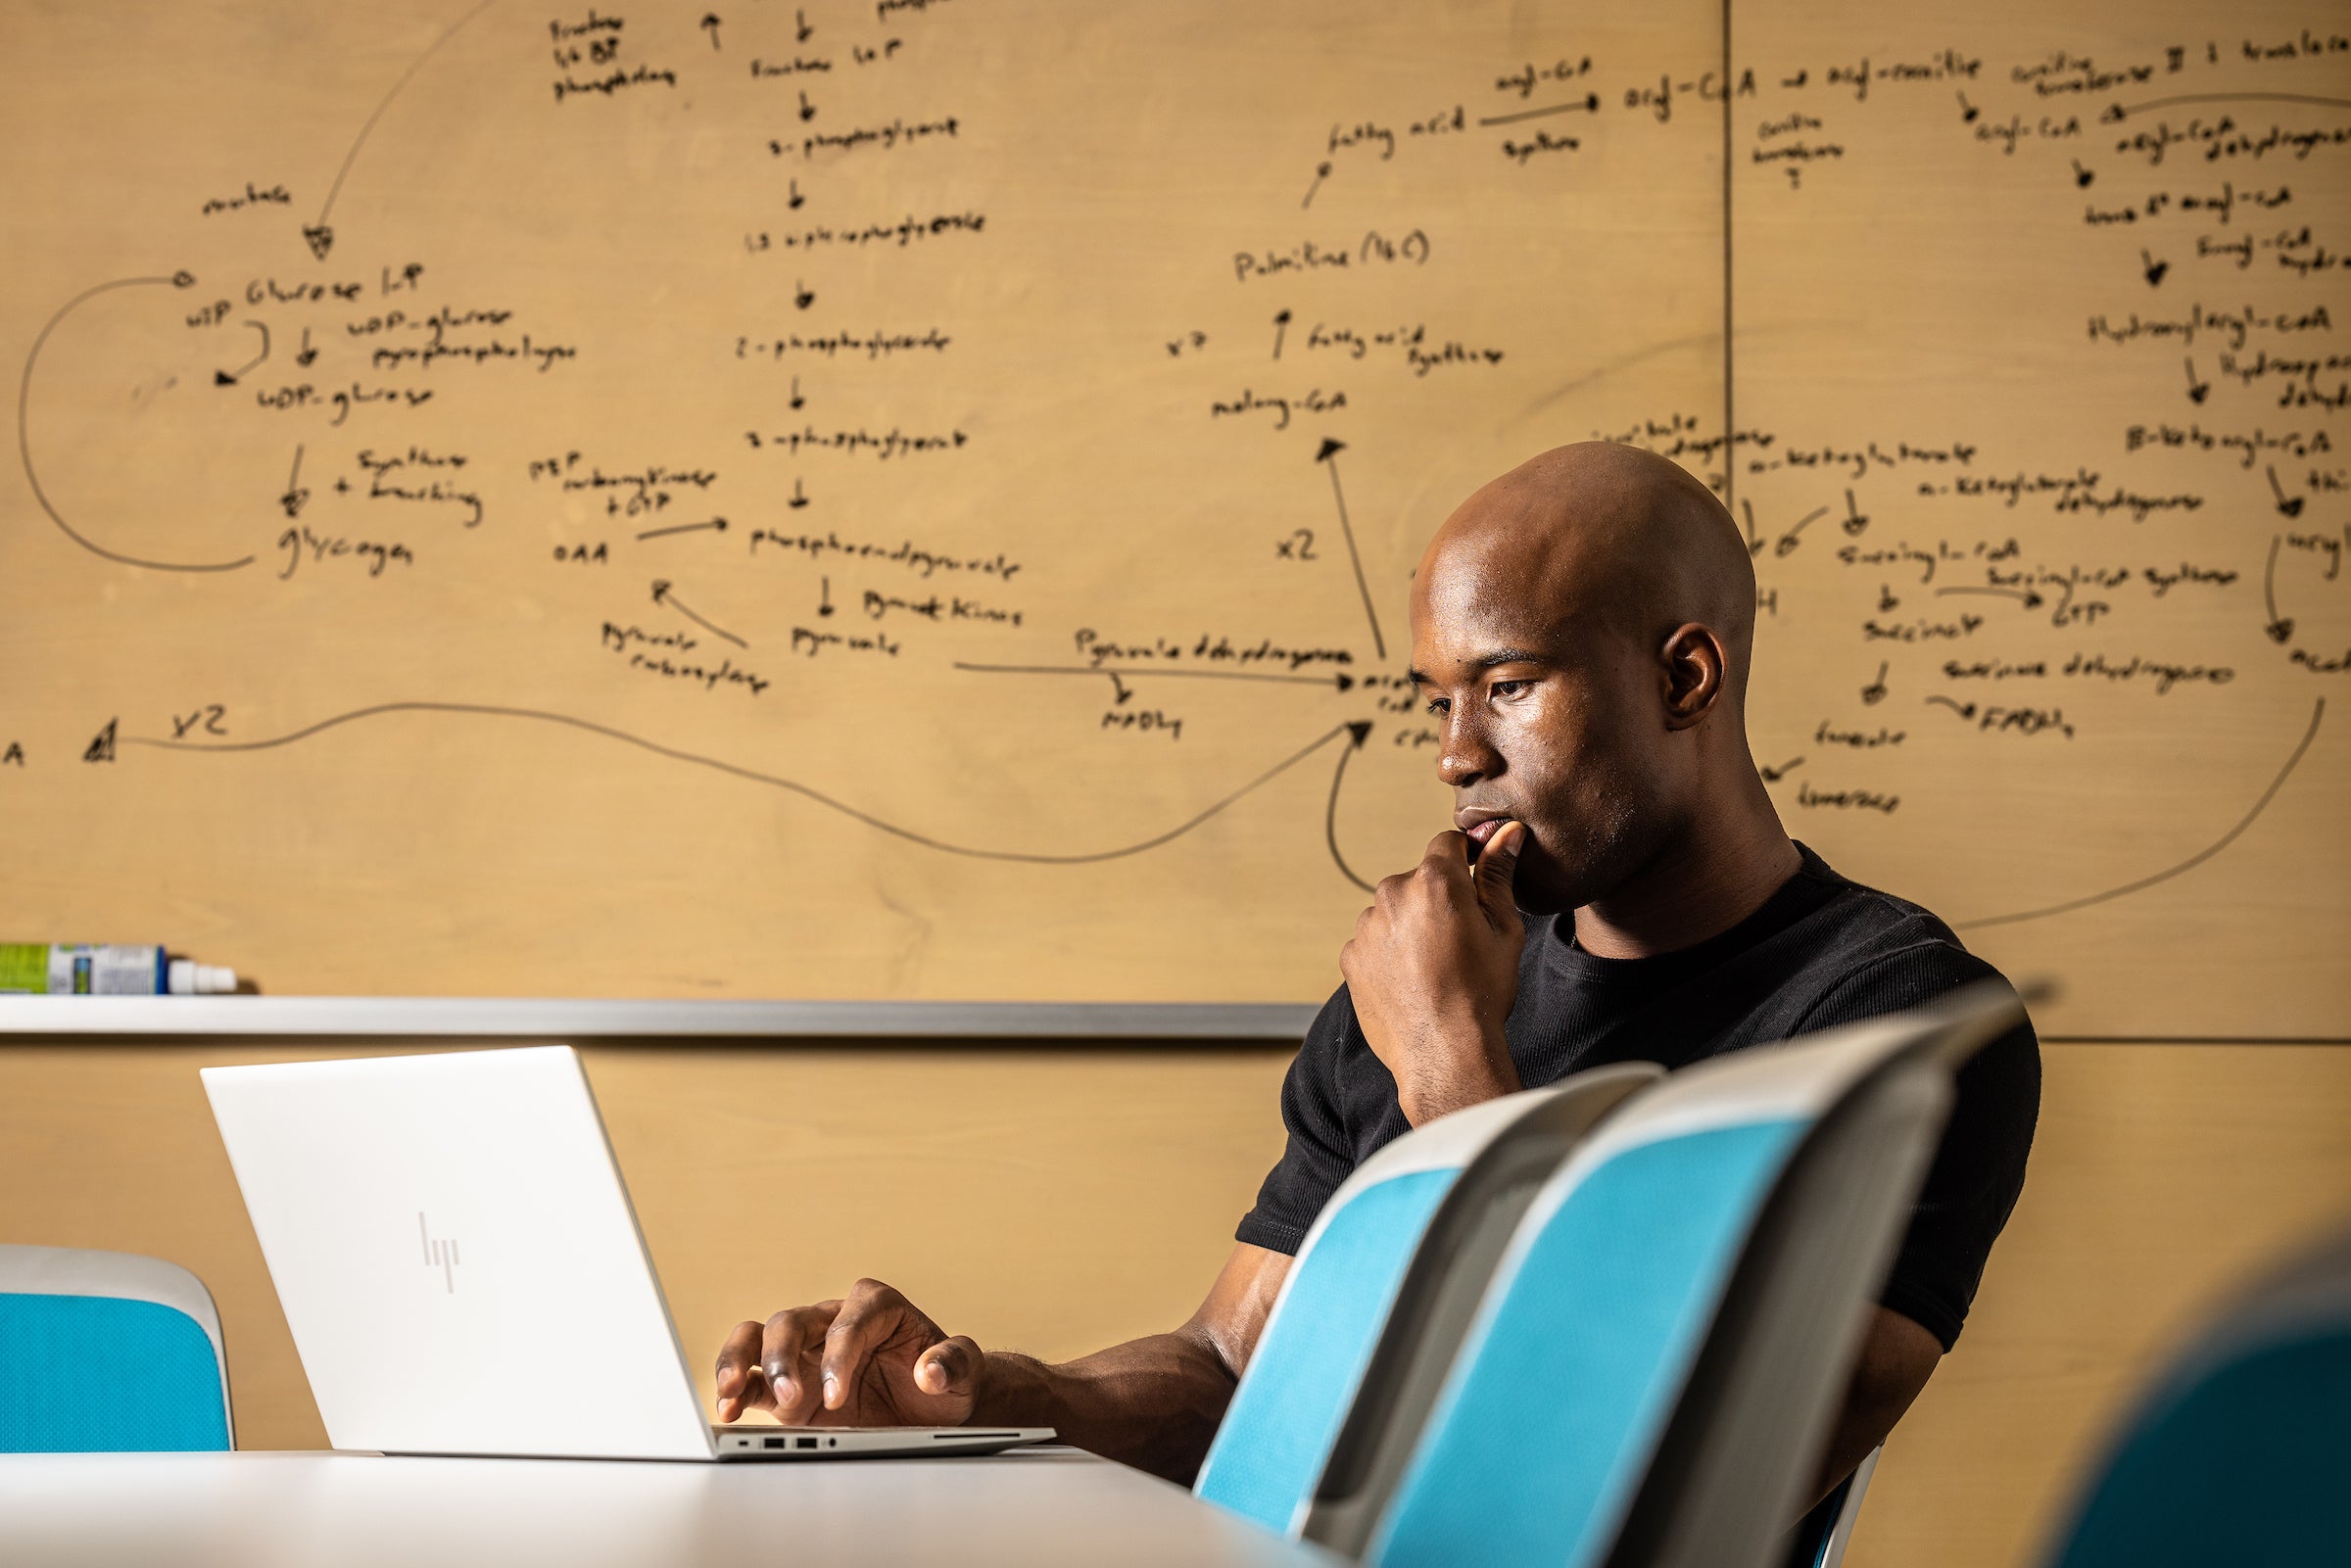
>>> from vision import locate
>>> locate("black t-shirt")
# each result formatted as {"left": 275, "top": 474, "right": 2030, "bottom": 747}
{"left": 1235, "top": 843, "right": 2040, "bottom": 1351}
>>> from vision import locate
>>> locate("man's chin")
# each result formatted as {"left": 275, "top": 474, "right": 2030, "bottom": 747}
{"left": 1508, "top": 864, "right": 1576, "bottom": 919}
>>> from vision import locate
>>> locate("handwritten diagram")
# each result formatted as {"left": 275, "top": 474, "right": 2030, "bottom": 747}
{"left": 3, "top": 0, "right": 2343, "bottom": 1032}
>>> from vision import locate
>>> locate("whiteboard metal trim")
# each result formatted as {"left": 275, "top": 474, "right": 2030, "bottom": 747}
{"left": 0, "top": 996, "right": 1321, "bottom": 1041}
{"left": 0, "top": 998, "right": 2326, "bottom": 1045}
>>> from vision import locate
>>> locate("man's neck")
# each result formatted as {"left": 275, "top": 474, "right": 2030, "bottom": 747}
{"left": 1571, "top": 801, "right": 1802, "bottom": 960}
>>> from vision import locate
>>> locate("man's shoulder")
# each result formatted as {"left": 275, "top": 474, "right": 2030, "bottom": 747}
{"left": 1775, "top": 851, "right": 2020, "bottom": 1033}
{"left": 1796, "top": 856, "right": 1975, "bottom": 961}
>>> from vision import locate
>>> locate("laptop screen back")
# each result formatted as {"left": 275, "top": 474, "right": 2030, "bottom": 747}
{"left": 204, "top": 1046, "right": 714, "bottom": 1460}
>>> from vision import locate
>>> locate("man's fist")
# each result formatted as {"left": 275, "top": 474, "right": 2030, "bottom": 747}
{"left": 1338, "top": 822, "right": 1528, "bottom": 1124}
{"left": 714, "top": 1278, "right": 982, "bottom": 1427}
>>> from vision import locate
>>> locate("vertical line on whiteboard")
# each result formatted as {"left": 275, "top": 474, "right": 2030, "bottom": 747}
{"left": 1720, "top": 0, "right": 1735, "bottom": 510}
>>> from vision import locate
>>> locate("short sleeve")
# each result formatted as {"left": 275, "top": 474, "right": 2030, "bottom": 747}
{"left": 1234, "top": 988, "right": 1364, "bottom": 1256}
{"left": 1798, "top": 942, "right": 2042, "bottom": 1351}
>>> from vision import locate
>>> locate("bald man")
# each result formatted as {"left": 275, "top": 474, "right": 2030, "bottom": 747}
{"left": 714, "top": 443, "right": 2040, "bottom": 1510}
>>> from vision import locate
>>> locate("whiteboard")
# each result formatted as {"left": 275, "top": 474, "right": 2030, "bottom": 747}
{"left": 3, "top": 0, "right": 2344, "bottom": 1034}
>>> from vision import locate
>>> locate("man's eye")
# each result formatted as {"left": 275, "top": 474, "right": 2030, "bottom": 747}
{"left": 1424, "top": 697, "right": 1450, "bottom": 716}
{"left": 1491, "top": 680, "right": 1529, "bottom": 698}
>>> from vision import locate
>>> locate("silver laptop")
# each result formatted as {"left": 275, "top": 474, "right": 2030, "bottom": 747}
{"left": 203, "top": 1045, "right": 1052, "bottom": 1461}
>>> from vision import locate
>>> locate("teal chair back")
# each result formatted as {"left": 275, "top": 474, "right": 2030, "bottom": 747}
{"left": 1367, "top": 987, "right": 2020, "bottom": 1568}
{"left": 0, "top": 1244, "right": 233, "bottom": 1451}
{"left": 2041, "top": 1224, "right": 2351, "bottom": 1568}
{"left": 1196, "top": 1064, "right": 1658, "bottom": 1537}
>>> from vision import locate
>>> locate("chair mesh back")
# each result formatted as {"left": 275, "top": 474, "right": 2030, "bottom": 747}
{"left": 1, "top": 1294, "right": 231, "bottom": 1451}
{"left": 1196, "top": 1168, "right": 1457, "bottom": 1533}
{"left": 1369, "top": 1119, "right": 1806, "bottom": 1568}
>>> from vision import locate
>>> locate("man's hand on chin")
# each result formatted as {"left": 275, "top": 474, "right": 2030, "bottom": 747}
{"left": 1340, "top": 820, "right": 1529, "bottom": 1125}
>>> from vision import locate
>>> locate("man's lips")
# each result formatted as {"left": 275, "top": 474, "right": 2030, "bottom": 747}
{"left": 1455, "top": 807, "right": 1513, "bottom": 845}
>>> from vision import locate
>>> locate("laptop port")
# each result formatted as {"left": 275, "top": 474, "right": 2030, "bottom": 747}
{"left": 795, "top": 1437, "right": 818, "bottom": 1449}
{"left": 763, "top": 1437, "right": 786, "bottom": 1449}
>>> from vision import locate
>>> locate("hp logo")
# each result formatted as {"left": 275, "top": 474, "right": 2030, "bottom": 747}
{"left": 418, "top": 1212, "right": 460, "bottom": 1293}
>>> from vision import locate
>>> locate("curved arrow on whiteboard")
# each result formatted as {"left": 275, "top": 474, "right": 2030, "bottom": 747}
{"left": 18, "top": 271, "right": 257, "bottom": 573}
{"left": 307, "top": 0, "right": 505, "bottom": 259}
{"left": 1956, "top": 697, "right": 2325, "bottom": 930}
{"left": 130, "top": 700, "right": 1374, "bottom": 867}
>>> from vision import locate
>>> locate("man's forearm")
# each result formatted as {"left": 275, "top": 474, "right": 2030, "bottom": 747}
{"left": 1395, "top": 1030, "right": 1520, "bottom": 1125}
{"left": 974, "top": 1330, "right": 1239, "bottom": 1482}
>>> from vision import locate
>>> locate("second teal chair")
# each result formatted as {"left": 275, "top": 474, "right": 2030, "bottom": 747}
{"left": 1361, "top": 985, "right": 2021, "bottom": 1568}
{"left": 1195, "top": 1061, "right": 1658, "bottom": 1536}
{"left": 0, "top": 1243, "right": 233, "bottom": 1452}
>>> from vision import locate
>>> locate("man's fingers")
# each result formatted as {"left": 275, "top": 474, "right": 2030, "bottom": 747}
{"left": 762, "top": 1302, "right": 841, "bottom": 1423}
{"left": 1424, "top": 829, "right": 1472, "bottom": 871}
{"left": 821, "top": 1281, "right": 923, "bottom": 1412}
{"left": 914, "top": 1335, "right": 983, "bottom": 1398}
{"left": 1473, "top": 821, "right": 1527, "bottom": 921}
{"left": 728, "top": 1365, "right": 775, "bottom": 1420}
{"left": 715, "top": 1319, "right": 765, "bottom": 1421}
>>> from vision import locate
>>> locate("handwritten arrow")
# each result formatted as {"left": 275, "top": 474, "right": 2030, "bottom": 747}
{"left": 215, "top": 319, "right": 269, "bottom": 385}
{"left": 1317, "top": 438, "right": 1387, "bottom": 661}
{"left": 795, "top": 279, "right": 816, "bottom": 309}
{"left": 1843, "top": 488, "right": 1869, "bottom": 536}
{"left": 700, "top": 13, "right": 722, "bottom": 49}
{"left": 797, "top": 89, "right": 817, "bottom": 122}
{"left": 279, "top": 445, "right": 310, "bottom": 519}
{"left": 1756, "top": 754, "right": 1805, "bottom": 783}
{"left": 21, "top": 271, "right": 255, "bottom": 572}
{"left": 2071, "top": 158, "right": 2094, "bottom": 188}
{"left": 308, "top": 0, "right": 502, "bottom": 261}
{"left": 1774, "top": 503, "right": 1828, "bottom": 558}
{"left": 953, "top": 661, "right": 1351, "bottom": 693}
{"left": 1476, "top": 92, "right": 1600, "bottom": 127}
{"left": 636, "top": 516, "right": 728, "bottom": 541}
{"left": 788, "top": 178, "right": 806, "bottom": 211}
{"left": 1924, "top": 694, "right": 1979, "bottom": 722}
{"left": 818, "top": 575, "right": 834, "bottom": 617}
{"left": 1956, "top": 90, "right": 1980, "bottom": 122}
{"left": 2266, "top": 464, "right": 2305, "bottom": 518}
{"left": 1861, "top": 662, "right": 1890, "bottom": 705}
{"left": 789, "top": 477, "right": 809, "bottom": 508}
{"left": 1958, "top": 698, "right": 2325, "bottom": 930}
{"left": 651, "top": 578, "right": 747, "bottom": 647}
{"left": 795, "top": 7, "right": 813, "bottom": 41}
{"left": 2109, "top": 90, "right": 2351, "bottom": 118}
{"left": 2184, "top": 356, "right": 2210, "bottom": 404}
{"left": 1936, "top": 584, "right": 2044, "bottom": 608}
{"left": 1325, "top": 720, "right": 1377, "bottom": 891}
{"left": 1739, "top": 499, "right": 1765, "bottom": 557}
{"left": 789, "top": 374, "right": 805, "bottom": 409}
{"left": 1271, "top": 308, "right": 1291, "bottom": 360}
{"left": 2264, "top": 534, "right": 2295, "bottom": 643}
{"left": 2140, "top": 248, "right": 2170, "bottom": 287}
{"left": 1301, "top": 161, "right": 1331, "bottom": 211}
{"left": 133, "top": 703, "right": 1372, "bottom": 868}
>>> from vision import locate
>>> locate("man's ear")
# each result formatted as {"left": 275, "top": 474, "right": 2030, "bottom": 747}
{"left": 1658, "top": 623, "right": 1728, "bottom": 729}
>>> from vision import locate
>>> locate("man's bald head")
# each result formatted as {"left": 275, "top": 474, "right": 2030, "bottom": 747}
{"left": 1415, "top": 441, "right": 1757, "bottom": 701}
{"left": 1405, "top": 442, "right": 1776, "bottom": 917}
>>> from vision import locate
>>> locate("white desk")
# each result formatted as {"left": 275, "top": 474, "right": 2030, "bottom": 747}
{"left": 0, "top": 1448, "right": 1341, "bottom": 1567}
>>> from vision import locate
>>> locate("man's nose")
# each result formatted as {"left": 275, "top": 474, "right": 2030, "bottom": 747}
{"left": 1436, "top": 714, "right": 1498, "bottom": 788}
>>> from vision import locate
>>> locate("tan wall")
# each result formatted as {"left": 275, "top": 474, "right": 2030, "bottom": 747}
{"left": 4, "top": 1039, "right": 2349, "bottom": 1568}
